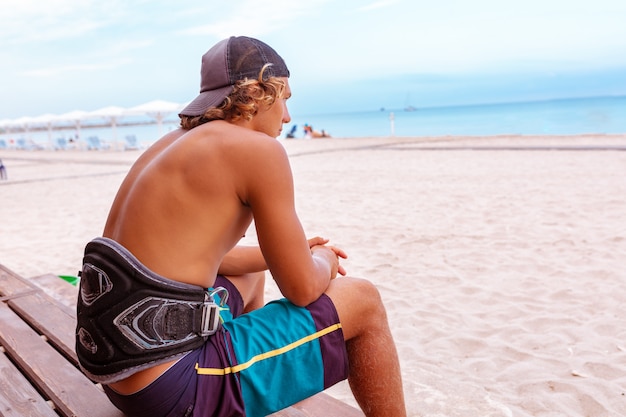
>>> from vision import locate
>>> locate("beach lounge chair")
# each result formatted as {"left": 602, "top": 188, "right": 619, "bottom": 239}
{"left": 15, "top": 138, "right": 43, "bottom": 151}
{"left": 86, "top": 136, "right": 109, "bottom": 150}
{"left": 55, "top": 137, "right": 68, "bottom": 150}
{"left": 124, "top": 134, "right": 139, "bottom": 150}
{"left": 16, "top": 138, "right": 29, "bottom": 150}
{"left": 87, "top": 136, "right": 100, "bottom": 150}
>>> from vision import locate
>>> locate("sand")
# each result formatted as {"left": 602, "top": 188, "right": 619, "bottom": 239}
{"left": 1, "top": 134, "right": 625, "bottom": 416}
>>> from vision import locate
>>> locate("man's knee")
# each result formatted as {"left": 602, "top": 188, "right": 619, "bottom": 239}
{"left": 353, "top": 277, "right": 383, "bottom": 305}
{"left": 331, "top": 276, "right": 382, "bottom": 302}
{"left": 326, "top": 277, "right": 387, "bottom": 338}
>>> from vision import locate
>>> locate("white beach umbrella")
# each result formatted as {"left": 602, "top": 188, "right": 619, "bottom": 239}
{"left": 0, "top": 118, "right": 18, "bottom": 143}
{"left": 11, "top": 116, "right": 36, "bottom": 134}
{"left": 56, "top": 110, "right": 90, "bottom": 122}
{"left": 7, "top": 116, "right": 39, "bottom": 148}
{"left": 127, "top": 100, "right": 183, "bottom": 136}
{"left": 88, "top": 105, "right": 126, "bottom": 120}
{"left": 54, "top": 110, "right": 90, "bottom": 140}
{"left": 88, "top": 106, "right": 127, "bottom": 149}
{"left": 127, "top": 99, "right": 182, "bottom": 115}
{"left": 0, "top": 118, "right": 16, "bottom": 133}
{"left": 29, "top": 113, "right": 58, "bottom": 147}
{"left": 12, "top": 115, "right": 36, "bottom": 127}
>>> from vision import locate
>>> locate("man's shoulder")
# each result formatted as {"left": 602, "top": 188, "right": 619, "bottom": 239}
{"left": 183, "top": 122, "right": 286, "bottom": 162}
{"left": 211, "top": 122, "right": 283, "bottom": 149}
{"left": 188, "top": 121, "right": 268, "bottom": 141}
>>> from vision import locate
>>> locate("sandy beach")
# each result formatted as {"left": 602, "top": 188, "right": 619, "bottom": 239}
{"left": 1, "top": 134, "right": 625, "bottom": 416}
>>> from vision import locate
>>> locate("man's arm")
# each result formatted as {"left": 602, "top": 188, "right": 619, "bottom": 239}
{"left": 218, "top": 245, "right": 267, "bottom": 276}
{"left": 240, "top": 137, "right": 342, "bottom": 306}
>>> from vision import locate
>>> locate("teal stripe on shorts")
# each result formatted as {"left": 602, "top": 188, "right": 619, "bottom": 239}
{"left": 222, "top": 298, "right": 325, "bottom": 416}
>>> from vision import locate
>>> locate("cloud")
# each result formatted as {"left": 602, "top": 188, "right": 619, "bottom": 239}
{"left": 0, "top": 1, "right": 157, "bottom": 81}
{"left": 177, "top": 0, "right": 332, "bottom": 38}
{"left": 357, "top": 0, "right": 400, "bottom": 12}
{"left": 20, "top": 60, "right": 131, "bottom": 78}
{"left": 0, "top": 0, "right": 125, "bottom": 44}
{"left": 97, "top": 40, "right": 155, "bottom": 56}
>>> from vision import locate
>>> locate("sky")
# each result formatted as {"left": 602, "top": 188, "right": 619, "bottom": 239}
{"left": 1, "top": 0, "right": 626, "bottom": 120}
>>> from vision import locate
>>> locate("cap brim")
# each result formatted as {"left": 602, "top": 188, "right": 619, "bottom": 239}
{"left": 179, "top": 85, "right": 234, "bottom": 117}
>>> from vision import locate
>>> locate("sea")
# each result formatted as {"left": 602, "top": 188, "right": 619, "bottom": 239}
{"left": 293, "top": 95, "right": 626, "bottom": 139}
{"left": 4, "top": 95, "right": 625, "bottom": 148}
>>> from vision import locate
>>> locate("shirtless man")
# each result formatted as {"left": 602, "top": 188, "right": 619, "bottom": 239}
{"left": 76, "top": 36, "right": 406, "bottom": 417}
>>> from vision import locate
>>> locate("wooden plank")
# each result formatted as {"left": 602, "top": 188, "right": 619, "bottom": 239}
{"left": 270, "top": 393, "right": 364, "bottom": 416}
{"left": 269, "top": 392, "right": 363, "bottom": 416}
{"left": 0, "top": 302, "right": 124, "bottom": 417}
{"left": 292, "top": 392, "right": 364, "bottom": 416}
{"left": 0, "top": 264, "right": 78, "bottom": 365}
{"left": 8, "top": 291, "right": 79, "bottom": 365}
{"left": 30, "top": 273, "right": 79, "bottom": 308}
{"left": 0, "top": 350, "right": 58, "bottom": 417}
{"left": 0, "top": 264, "right": 37, "bottom": 298}
{"left": 271, "top": 407, "right": 307, "bottom": 416}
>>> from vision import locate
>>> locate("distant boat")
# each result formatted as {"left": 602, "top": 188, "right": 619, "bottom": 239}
{"left": 404, "top": 92, "right": 417, "bottom": 111}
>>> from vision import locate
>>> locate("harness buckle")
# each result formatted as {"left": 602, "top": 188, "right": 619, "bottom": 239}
{"left": 200, "top": 300, "right": 220, "bottom": 336}
{"left": 200, "top": 286, "right": 229, "bottom": 337}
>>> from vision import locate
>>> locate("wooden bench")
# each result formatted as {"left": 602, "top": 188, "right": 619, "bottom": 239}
{"left": 0, "top": 264, "right": 364, "bottom": 417}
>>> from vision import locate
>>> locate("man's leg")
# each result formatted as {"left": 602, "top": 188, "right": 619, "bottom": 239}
{"left": 225, "top": 271, "right": 266, "bottom": 312}
{"left": 326, "top": 277, "right": 407, "bottom": 417}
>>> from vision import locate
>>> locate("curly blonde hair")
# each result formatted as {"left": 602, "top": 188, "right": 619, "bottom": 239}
{"left": 180, "top": 64, "right": 287, "bottom": 130}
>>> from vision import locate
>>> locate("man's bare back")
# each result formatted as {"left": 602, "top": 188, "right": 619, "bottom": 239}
{"left": 104, "top": 122, "right": 263, "bottom": 289}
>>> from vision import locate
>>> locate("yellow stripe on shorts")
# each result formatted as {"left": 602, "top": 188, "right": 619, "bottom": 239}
{"left": 195, "top": 323, "right": 342, "bottom": 376}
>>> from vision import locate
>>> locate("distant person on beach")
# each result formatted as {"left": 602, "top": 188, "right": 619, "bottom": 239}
{"left": 75, "top": 36, "right": 405, "bottom": 417}
{"left": 303, "top": 123, "right": 330, "bottom": 138}
{"left": 0, "top": 159, "right": 6, "bottom": 180}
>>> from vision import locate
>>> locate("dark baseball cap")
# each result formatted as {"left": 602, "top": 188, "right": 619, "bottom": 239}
{"left": 179, "top": 36, "right": 290, "bottom": 117}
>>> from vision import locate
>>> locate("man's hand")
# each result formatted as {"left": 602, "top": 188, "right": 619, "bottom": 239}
{"left": 308, "top": 236, "right": 348, "bottom": 278}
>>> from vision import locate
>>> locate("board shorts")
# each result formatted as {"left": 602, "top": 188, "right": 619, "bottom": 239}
{"left": 103, "top": 275, "right": 349, "bottom": 417}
